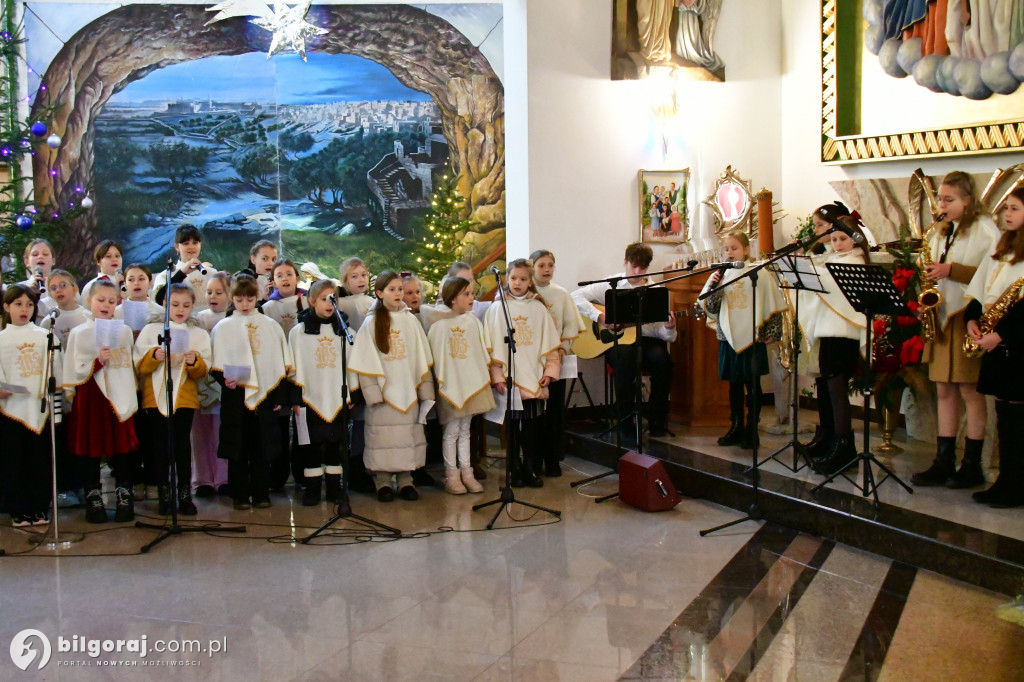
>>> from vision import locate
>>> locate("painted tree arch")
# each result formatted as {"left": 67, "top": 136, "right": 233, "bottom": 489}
{"left": 31, "top": 4, "right": 504, "bottom": 273}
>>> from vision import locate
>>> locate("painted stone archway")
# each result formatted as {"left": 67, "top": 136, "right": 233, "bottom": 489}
{"left": 32, "top": 3, "right": 505, "bottom": 273}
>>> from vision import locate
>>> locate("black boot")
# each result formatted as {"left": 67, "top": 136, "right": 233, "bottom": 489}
{"left": 911, "top": 436, "right": 956, "bottom": 486}
{"left": 157, "top": 485, "right": 171, "bottom": 515}
{"left": 799, "top": 377, "right": 835, "bottom": 460}
{"left": 325, "top": 474, "right": 346, "bottom": 506}
{"left": 114, "top": 486, "right": 134, "bottom": 522}
{"left": 811, "top": 434, "right": 858, "bottom": 476}
{"left": 948, "top": 437, "right": 986, "bottom": 489}
{"left": 719, "top": 382, "right": 745, "bottom": 446}
{"left": 84, "top": 487, "right": 107, "bottom": 524}
{"left": 178, "top": 486, "right": 198, "bottom": 516}
{"left": 740, "top": 385, "right": 760, "bottom": 450}
{"left": 302, "top": 475, "right": 322, "bottom": 506}
{"left": 977, "top": 402, "right": 1024, "bottom": 508}
{"left": 717, "top": 414, "right": 744, "bottom": 446}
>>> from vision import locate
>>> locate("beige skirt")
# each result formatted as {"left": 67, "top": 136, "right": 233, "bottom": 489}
{"left": 924, "top": 311, "right": 982, "bottom": 384}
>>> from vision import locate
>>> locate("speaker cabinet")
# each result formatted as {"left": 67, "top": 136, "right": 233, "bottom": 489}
{"left": 618, "top": 451, "right": 681, "bottom": 512}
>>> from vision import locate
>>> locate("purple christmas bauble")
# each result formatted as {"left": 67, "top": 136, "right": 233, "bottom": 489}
{"left": 15, "top": 215, "right": 32, "bottom": 230}
{"left": 30, "top": 122, "right": 47, "bottom": 137}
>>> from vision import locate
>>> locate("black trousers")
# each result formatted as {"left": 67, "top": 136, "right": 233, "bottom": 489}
{"left": 541, "top": 378, "right": 567, "bottom": 462}
{"left": 608, "top": 337, "right": 673, "bottom": 429}
{"left": 0, "top": 415, "right": 51, "bottom": 518}
{"left": 509, "top": 399, "right": 543, "bottom": 477}
{"left": 219, "top": 388, "right": 278, "bottom": 504}
{"left": 147, "top": 408, "right": 195, "bottom": 489}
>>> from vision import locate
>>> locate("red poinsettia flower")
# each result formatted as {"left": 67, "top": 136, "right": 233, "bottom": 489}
{"left": 897, "top": 315, "right": 917, "bottom": 327}
{"left": 900, "top": 335, "right": 925, "bottom": 365}
{"left": 873, "top": 318, "right": 888, "bottom": 336}
{"left": 906, "top": 300, "right": 919, "bottom": 313}
{"left": 874, "top": 353, "right": 900, "bottom": 373}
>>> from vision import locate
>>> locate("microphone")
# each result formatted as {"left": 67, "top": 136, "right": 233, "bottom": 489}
{"left": 198, "top": 264, "right": 209, "bottom": 276}
{"left": 33, "top": 267, "right": 45, "bottom": 291}
{"left": 686, "top": 260, "right": 699, "bottom": 270}
{"left": 116, "top": 268, "right": 126, "bottom": 292}
{"left": 490, "top": 265, "right": 501, "bottom": 276}
{"left": 830, "top": 222, "right": 865, "bottom": 244}
{"left": 711, "top": 261, "right": 746, "bottom": 269}
{"left": 45, "top": 307, "right": 60, "bottom": 321}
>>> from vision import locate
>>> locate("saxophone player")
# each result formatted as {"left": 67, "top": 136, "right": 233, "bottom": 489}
{"left": 963, "top": 187, "right": 1024, "bottom": 508}
{"left": 912, "top": 172, "right": 999, "bottom": 489}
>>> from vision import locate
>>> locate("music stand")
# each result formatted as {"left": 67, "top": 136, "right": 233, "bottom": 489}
{"left": 810, "top": 262, "right": 914, "bottom": 505}
{"left": 569, "top": 286, "right": 668, "bottom": 503}
{"left": 750, "top": 254, "right": 826, "bottom": 473}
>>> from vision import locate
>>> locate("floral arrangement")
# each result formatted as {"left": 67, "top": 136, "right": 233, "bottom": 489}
{"left": 872, "top": 239, "right": 929, "bottom": 407}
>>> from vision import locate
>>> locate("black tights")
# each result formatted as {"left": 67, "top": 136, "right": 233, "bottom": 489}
{"left": 729, "top": 380, "right": 762, "bottom": 418}
{"left": 79, "top": 454, "right": 133, "bottom": 491}
{"left": 826, "top": 373, "right": 853, "bottom": 436}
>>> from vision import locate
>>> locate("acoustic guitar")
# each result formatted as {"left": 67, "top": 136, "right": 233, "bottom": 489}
{"left": 572, "top": 304, "right": 704, "bottom": 359}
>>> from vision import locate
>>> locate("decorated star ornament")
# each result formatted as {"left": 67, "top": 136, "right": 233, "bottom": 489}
{"left": 205, "top": 0, "right": 326, "bottom": 62}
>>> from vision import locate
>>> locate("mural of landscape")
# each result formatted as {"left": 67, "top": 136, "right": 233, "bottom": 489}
{"left": 25, "top": 3, "right": 505, "bottom": 280}
{"left": 92, "top": 52, "right": 444, "bottom": 272}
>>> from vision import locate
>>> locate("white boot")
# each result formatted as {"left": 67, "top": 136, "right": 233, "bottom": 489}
{"left": 460, "top": 467, "right": 484, "bottom": 493}
{"left": 445, "top": 469, "right": 467, "bottom": 495}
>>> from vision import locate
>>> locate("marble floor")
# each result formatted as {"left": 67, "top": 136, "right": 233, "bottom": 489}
{"left": 643, "top": 408, "right": 1024, "bottom": 542}
{"left": 1, "top": 452, "right": 1022, "bottom": 681}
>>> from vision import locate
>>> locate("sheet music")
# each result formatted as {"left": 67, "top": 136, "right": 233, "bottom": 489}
{"left": 169, "top": 329, "right": 189, "bottom": 355}
{"left": 94, "top": 318, "right": 125, "bottom": 349}
{"left": 484, "top": 388, "right": 506, "bottom": 424}
{"left": 417, "top": 399, "right": 435, "bottom": 425}
{"left": 295, "top": 407, "right": 310, "bottom": 445}
{"left": 120, "top": 300, "right": 149, "bottom": 331}
{"left": 222, "top": 365, "right": 251, "bottom": 383}
{"left": 0, "top": 381, "right": 29, "bottom": 395}
{"left": 559, "top": 354, "right": 578, "bottom": 380}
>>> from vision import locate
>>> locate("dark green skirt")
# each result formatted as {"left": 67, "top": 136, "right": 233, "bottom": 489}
{"left": 718, "top": 340, "right": 769, "bottom": 383}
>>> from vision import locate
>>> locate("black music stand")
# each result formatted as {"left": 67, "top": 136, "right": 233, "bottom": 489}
{"left": 810, "top": 262, "right": 914, "bottom": 505}
{"left": 750, "top": 255, "right": 826, "bottom": 473}
{"left": 569, "top": 286, "right": 668, "bottom": 503}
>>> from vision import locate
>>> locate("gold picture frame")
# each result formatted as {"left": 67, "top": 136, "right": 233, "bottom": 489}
{"left": 820, "top": 0, "right": 1024, "bottom": 164}
{"left": 702, "top": 165, "right": 752, "bottom": 237}
{"left": 638, "top": 169, "right": 690, "bottom": 244}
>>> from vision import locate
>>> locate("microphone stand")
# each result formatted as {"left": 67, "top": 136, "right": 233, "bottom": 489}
{"left": 137, "top": 260, "right": 244, "bottom": 551}
{"left": 570, "top": 262, "right": 710, "bottom": 497}
{"left": 29, "top": 312, "right": 85, "bottom": 549}
{"left": 473, "top": 270, "right": 561, "bottom": 529}
{"left": 698, "top": 241, "right": 826, "bottom": 537}
{"left": 303, "top": 296, "right": 399, "bottom": 541}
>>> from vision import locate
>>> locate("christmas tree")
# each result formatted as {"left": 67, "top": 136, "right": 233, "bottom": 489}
{"left": 410, "top": 165, "right": 477, "bottom": 287}
{"left": 0, "top": 4, "right": 85, "bottom": 284}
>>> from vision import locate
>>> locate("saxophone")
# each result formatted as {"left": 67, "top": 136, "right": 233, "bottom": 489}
{"left": 917, "top": 215, "right": 947, "bottom": 342}
{"left": 962, "top": 275, "right": 1024, "bottom": 358}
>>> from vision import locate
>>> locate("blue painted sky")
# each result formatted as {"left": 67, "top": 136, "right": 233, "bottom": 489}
{"left": 108, "top": 52, "right": 431, "bottom": 104}
{"left": 23, "top": 3, "right": 504, "bottom": 94}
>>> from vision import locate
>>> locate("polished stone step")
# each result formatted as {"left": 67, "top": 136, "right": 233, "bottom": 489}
{"left": 565, "top": 424, "right": 1024, "bottom": 597}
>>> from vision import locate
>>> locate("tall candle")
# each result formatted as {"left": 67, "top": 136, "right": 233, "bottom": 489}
{"left": 757, "top": 189, "right": 773, "bottom": 255}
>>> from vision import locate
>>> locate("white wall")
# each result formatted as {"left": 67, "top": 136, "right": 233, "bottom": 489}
{"left": 779, "top": 0, "right": 1024, "bottom": 239}
{"left": 506, "top": 0, "right": 783, "bottom": 291}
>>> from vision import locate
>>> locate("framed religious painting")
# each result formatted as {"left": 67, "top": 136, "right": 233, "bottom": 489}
{"left": 639, "top": 169, "right": 690, "bottom": 244}
{"left": 821, "top": 0, "right": 1024, "bottom": 163}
